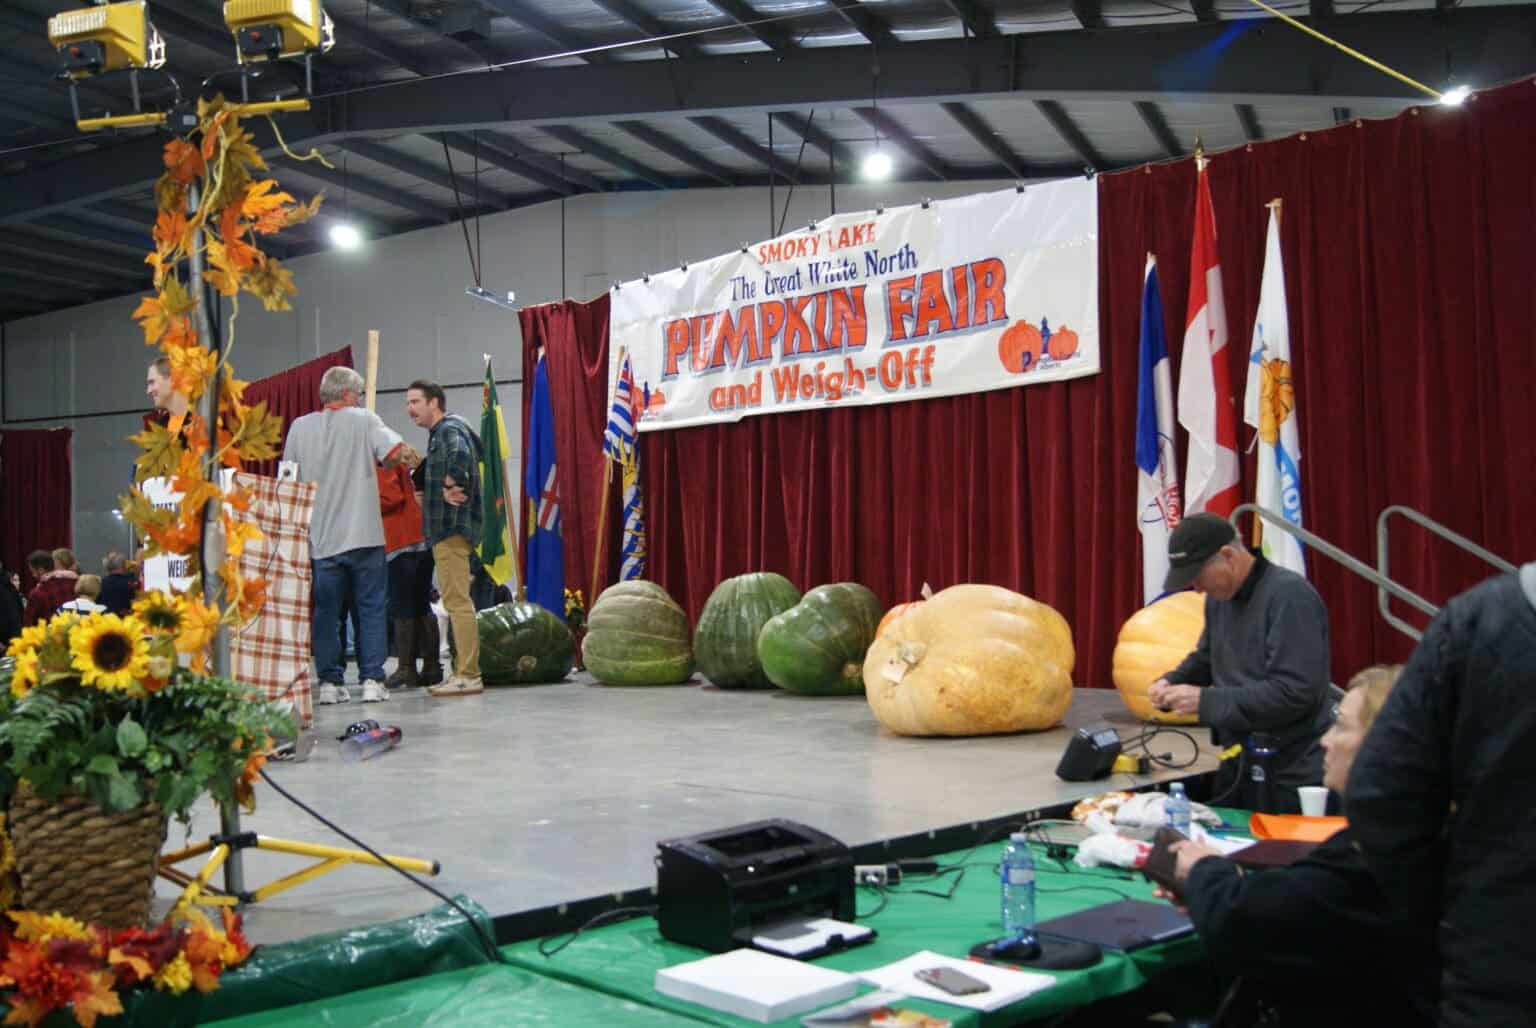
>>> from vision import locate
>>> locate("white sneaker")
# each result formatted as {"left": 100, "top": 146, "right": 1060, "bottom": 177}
{"left": 361, "top": 680, "right": 389, "bottom": 703}
{"left": 318, "top": 683, "right": 351, "bottom": 705}
{"left": 427, "top": 675, "right": 483, "bottom": 698}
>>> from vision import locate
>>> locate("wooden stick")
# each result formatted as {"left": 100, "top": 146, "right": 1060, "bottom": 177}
{"left": 588, "top": 457, "right": 616, "bottom": 608}
{"left": 364, "top": 329, "right": 379, "bottom": 411}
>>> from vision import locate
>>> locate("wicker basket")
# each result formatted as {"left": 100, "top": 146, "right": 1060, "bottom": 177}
{"left": 8, "top": 781, "right": 168, "bottom": 929}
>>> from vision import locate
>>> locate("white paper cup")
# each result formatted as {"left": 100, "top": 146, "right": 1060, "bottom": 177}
{"left": 1298, "top": 786, "right": 1329, "bottom": 817}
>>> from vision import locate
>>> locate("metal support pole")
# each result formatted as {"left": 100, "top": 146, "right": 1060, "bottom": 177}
{"left": 188, "top": 182, "right": 244, "bottom": 899}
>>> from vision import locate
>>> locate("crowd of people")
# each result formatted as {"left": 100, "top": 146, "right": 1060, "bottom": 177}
{"left": 0, "top": 547, "right": 145, "bottom": 650}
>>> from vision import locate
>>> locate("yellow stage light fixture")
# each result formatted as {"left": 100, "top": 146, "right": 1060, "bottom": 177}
{"left": 47, "top": 1, "right": 166, "bottom": 80}
{"left": 223, "top": 0, "right": 336, "bottom": 63}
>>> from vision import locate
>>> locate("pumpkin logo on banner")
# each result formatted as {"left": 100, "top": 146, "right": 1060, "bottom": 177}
{"left": 610, "top": 183, "right": 1100, "bottom": 431}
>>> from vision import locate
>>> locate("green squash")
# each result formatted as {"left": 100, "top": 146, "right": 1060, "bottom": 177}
{"left": 583, "top": 581, "right": 695, "bottom": 686}
{"left": 694, "top": 572, "right": 801, "bottom": 689}
{"left": 758, "top": 583, "right": 884, "bottom": 696}
{"left": 475, "top": 601, "right": 575, "bottom": 685}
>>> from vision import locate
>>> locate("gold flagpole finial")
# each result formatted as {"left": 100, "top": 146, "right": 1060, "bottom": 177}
{"left": 1194, "top": 137, "right": 1207, "bottom": 172}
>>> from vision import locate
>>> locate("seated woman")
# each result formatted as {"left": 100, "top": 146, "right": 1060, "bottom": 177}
{"left": 1157, "top": 666, "right": 1430, "bottom": 1027}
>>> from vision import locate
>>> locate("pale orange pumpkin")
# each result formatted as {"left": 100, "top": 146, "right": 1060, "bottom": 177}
{"left": 1111, "top": 591, "right": 1205, "bottom": 723}
{"left": 863, "top": 584, "right": 1073, "bottom": 736}
{"left": 1047, "top": 324, "right": 1080, "bottom": 362}
{"left": 875, "top": 583, "right": 933, "bottom": 637}
{"left": 997, "top": 321, "right": 1043, "bottom": 374}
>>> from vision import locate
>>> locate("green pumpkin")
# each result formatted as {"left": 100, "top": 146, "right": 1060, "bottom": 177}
{"left": 583, "top": 581, "right": 695, "bottom": 686}
{"left": 694, "top": 572, "right": 801, "bottom": 689}
{"left": 475, "top": 601, "right": 575, "bottom": 685}
{"left": 758, "top": 583, "right": 884, "bottom": 696}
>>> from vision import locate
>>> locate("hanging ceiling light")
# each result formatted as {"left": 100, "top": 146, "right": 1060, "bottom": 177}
{"left": 328, "top": 221, "right": 362, "bottom": 249}
{"left": 862, "top": 148, "right": 893, "bottom": 181}
{"left": 1439, "top": 84, "right": 1471, "bottom": 106}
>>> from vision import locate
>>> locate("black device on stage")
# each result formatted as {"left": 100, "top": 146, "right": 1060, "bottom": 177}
{"left": 655, "top": 819, "right": 855, "bottom": 952}
{"left": 1055, "top": 722, "right": 1123, "bottom": 782}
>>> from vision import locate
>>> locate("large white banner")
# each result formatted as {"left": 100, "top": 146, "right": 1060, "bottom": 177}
{"left": 609, "top": 182, "right": 1100, "bottom": 431}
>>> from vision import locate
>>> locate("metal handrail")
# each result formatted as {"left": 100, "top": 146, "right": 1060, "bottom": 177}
{"left": 1230, "top": 503, "right": 1439, "bottom": 642}
{"left": 1377, "top": 505, "right": 1516, "bottom": 638}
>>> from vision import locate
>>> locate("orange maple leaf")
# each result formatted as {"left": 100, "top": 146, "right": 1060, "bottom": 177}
{"left": 69, "top": 971, "right": 124, "bottom": 1028}
{"left": 163, "top": 138, "right": 204, "bottom": 184}
{"left": 152, "top": 208, "right": 190, "bottom": 255}
{"left": 242, "top": 180, "right": 297, "bottom": 235}
{"left": 162, "top": 315, "right": 198, "bottom": 354}
{"left": 169, "top": 344, "right": 217, "bottom": 401}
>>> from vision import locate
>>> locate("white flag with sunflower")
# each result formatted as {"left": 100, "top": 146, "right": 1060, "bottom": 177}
{"left": 1243, "top": 207, "right": 1306, "bottom": 576}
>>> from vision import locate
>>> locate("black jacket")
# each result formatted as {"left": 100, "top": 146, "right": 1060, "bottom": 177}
{"left": 1166, "top": 556, "right": 1332, "bottom": 811}
{"left": 1182, "top": 829, "right": 1429, "bottom": 1028}
{"left": 1347, "top": 568, "right": 1536, "bottom": 1027}
{"left": 97, "top": 572, "right": 138, "bottom": 616}
{"left": 0, "top": 579, "right": 21, "bottom": 650}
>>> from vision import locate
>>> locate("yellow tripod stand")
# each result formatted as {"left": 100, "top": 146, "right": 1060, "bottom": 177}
{"left": 160, "top": 829, "right": 440, "bottom": 910}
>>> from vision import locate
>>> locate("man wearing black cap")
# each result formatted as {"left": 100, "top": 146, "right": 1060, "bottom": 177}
{"left": 1147, "top": 513, "right": 1332, "bottom": 813}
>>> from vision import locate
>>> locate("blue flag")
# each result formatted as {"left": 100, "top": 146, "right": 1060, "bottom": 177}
{"left": 1136, "top": 256, "right": 1182, "bottom": 604}
{"left": 524, "top": 355, "right": 564, "bottom": 616}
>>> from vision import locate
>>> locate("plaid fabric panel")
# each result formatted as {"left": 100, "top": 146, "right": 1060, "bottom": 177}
{"left": 229, "top": 473, "right": 316, "bottom": 727}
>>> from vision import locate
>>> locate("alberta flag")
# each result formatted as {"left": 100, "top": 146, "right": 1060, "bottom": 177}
{"left": 524, "top": 353, "right": 564, "bottom": 616}
{"left": 1178, "top": 163, "right": 1241, "bottom": 517}
{"left": 604, "top": 351, "right": 647, "bottom": 581}
{"left": 1243, "top": 207, "right": 1306, "bottom": 576}
{"left": 1136, "top": 255, "right": 1182, "bottom": 603}
{"left": 477, "top": 357, "right": 515, "bottom": 586}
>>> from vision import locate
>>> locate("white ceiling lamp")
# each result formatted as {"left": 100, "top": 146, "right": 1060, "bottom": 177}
{"left": 328, "top": 221, "right": 362, "bottom": 250}
{"left": 1439, "top": 84, "right": 1471, "bottom": 106}
{"left": 862, "top": 148, "right": 893, "bottom": 181}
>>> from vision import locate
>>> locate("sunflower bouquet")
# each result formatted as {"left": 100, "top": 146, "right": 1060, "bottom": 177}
{"left": 0, "top": 593, "right": 293, "bottom": 826}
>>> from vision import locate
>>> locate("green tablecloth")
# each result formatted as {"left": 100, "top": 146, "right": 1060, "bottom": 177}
{"left": 501, "top": 832, "right": 1218, "bottom": 1027}
{"left": 210, "top": 810, "right": 1253, "bottom": 1026}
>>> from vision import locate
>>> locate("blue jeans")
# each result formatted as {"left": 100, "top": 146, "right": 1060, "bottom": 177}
{"left": 312, "top": 545, "right": 388, "bottom": 684}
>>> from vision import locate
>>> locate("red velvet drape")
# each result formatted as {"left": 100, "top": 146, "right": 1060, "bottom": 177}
{"left": 526, "top": 77, "right": 1536, "bottom": 689}
{"left": 1099, "top": 77, "right": 1536, "bottom": 683}
{"left": 0, "top": 428, "right": 73, "bottom": 583}
{"left": 241, "top": 346, "right": 355, "bottom": 477}
{"left": 518, "top": 296, "right": 616, "bottom": 607}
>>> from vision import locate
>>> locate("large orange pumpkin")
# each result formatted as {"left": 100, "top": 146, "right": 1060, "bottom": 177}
{"left": 998, "top": 321, "right": 1043, "bottom": 374}
{"left": 863, "top": 584, "right": 1073, "bottom": 736}
{"left": 1111, "top": 591, "right": 1205, "bottom": 723}
{"left": 876, "top": 583, "right": 933, "bottom": 637}
{"left": 1047, "top": 324, "right": 1079, "bottom": 362}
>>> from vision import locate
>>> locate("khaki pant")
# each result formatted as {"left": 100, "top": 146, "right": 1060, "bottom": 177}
{"left": 433, "top": 535, "right": 479, "bottom": 679}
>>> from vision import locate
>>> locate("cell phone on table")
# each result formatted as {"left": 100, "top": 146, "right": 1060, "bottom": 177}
{"left": 914, "top": 966, "right": 991, "bottom": 996}
{"left": 1141, "top": 826, "right": 1188, "bottom": 899}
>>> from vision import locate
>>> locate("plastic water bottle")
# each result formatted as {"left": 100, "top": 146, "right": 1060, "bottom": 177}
{"left": 1166, "top": 782, "right": 1192, "bottom": 835}
{"left": 340, "top": 725, "right": 402, "bottom": 763}
{"left": 999, "top": 833, "right": 1037, "bottom": 941}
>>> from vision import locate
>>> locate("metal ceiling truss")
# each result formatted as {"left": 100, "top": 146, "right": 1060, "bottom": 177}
{"left": 540, "top": 125, "right": 677, "bottom": 189}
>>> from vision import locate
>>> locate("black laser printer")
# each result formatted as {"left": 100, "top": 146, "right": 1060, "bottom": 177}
{"left": 656, "top": 819, "right": 858, "bottom": 953}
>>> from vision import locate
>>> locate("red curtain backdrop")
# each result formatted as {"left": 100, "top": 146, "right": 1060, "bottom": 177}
{"left": 241, "top": 346, "right": 355, "bottom": 477}
{"left": 0, "top": 428, "right": 73, "bottom": 583}
{"left": 525, "top": 77, "right": 1536, "bottom": 689}
{"left": 518, "top": 295, "right": 616, "bottom": 608}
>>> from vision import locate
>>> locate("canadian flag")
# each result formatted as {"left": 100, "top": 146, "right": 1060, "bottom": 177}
{"left": 1177, "top": 164, "right": 1241, "bottom": 517}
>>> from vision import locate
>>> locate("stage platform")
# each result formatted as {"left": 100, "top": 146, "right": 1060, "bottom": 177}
{"left": 163, "top": 678, "right": 1216, "bottom": 945}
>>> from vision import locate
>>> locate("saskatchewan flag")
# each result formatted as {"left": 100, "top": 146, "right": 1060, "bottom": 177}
{"left": 477, "top": 356, "right": 515, "bottom": 586}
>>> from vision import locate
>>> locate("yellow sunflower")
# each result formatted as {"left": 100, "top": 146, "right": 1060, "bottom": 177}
{"left": 9, "top": 910, "right": 94, "bottom": 944}
{"left": 5, "top": 623, "right": 47, "bottom": 658}
{"left": 9, "top": 649, "right": 40, "bottom": 698}
{"left": 153, "top": 952, "right": 194, "bottom": 995}
{"left": 69, "top": 613, "right": 151, "bottom": 691}
{"left": 133, "top": 592, "right": 186, "bottom": 635}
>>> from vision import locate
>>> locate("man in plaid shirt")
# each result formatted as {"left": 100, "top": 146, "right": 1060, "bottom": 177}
{"left": 406, "top": 380, "right": 484, "bottom": 697}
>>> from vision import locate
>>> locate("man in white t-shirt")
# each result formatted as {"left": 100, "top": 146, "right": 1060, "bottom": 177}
{"left": 282, "top": 366, "right": 403, "bottom": 704}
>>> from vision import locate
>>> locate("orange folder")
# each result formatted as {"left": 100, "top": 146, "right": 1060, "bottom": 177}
{"left": 1248, "top": 813, "right": 1348, "bottom": 842}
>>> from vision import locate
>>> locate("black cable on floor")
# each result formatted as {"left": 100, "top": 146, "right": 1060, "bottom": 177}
{"left": 256, "top": 767, "right": 509, "bottom": 965}
{"left": 537, "top": 906, "right": 659, "bottom": 958}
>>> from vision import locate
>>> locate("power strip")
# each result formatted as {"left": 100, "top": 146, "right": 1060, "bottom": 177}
{"left": 854, "top": 863, "right": 902, "bottom": 886}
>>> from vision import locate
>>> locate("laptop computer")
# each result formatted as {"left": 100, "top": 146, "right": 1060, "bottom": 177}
{"left": 1034, "top": 898, "right": 1194, "bottom": 952}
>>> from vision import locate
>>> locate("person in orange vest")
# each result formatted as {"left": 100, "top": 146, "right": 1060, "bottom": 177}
{"left": 378, "top": 444, "right": 442, "bottom": 689}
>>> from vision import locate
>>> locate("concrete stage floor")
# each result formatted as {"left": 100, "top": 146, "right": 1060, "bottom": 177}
{"left": 161, "top": 677, "right": 1217, "bottom": 945}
